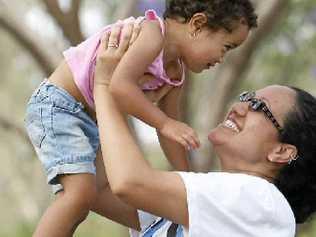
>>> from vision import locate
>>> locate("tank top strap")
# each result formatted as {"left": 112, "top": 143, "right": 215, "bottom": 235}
{"left": 160, "top": 59, "right": 186, "bottom": 87}
{"left": 142, "top": 10, "right": 185, "bottom": 88}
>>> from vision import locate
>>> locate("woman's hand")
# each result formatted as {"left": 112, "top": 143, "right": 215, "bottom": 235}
{"left": 94, "top": 21, "right": 141, "bottom": 87}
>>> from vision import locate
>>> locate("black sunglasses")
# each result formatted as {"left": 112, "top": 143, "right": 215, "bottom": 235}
{"left": 239, "top": 91, "right": 283, "bottom": 133}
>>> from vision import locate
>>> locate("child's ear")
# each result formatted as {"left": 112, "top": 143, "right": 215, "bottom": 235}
{"left": 267, "top": 144, "right": 298, "bottom": 164}
{"left": 189, "top": 13, "right": 208, "bottom": 35}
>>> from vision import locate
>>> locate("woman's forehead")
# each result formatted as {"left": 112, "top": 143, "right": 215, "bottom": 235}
{"left": 256, "top": 86, "right": 296, "bottom": 117}
{"left": 256, "top": 85, "right": 294, "bottom": 100}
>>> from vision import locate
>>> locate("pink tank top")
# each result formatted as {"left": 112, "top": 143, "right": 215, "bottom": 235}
{"left": 63, "top": 9, "right": 185, "bottom": 109}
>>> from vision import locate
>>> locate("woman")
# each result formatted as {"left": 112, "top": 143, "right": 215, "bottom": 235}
{"left": 93, "top": 24, "right": 316, "bottom": 236}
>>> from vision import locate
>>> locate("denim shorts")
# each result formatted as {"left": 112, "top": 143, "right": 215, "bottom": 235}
{"left": 24, "top": 79, "right": 99, "bottom": 193}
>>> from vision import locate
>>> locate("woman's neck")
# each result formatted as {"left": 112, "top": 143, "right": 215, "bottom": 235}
{"left": 222, "top": 168, "right": 276, "bottom": 183}
{"left": 217, "top": 151, "right": 280, "bottom": 183}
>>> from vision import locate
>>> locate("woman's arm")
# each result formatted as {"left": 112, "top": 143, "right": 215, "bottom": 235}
{"left": 94, "top": 84, "right": 189, "bottom": 227}
{"left": 92, "top": 24, "right": 144, "bottom": 230}
{"left": 93, "top": 28, "right": 189, "bottom": 226}
{"left": 94, "top": 23, "right": 188, "bottom": 226}
{"left": 92, "top": 150, "right": 140, "bottom": 230}
{"left": 157, "top": 86, "right": 190, "bottom": 171}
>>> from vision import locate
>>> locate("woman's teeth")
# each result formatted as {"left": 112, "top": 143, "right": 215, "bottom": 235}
{"left": 223, "top": 119, "right": 240, "bottom": 133}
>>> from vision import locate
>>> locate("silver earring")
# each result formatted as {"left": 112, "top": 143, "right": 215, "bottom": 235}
{"left": 288, "top": 155, "right": 299, "bottom": 164}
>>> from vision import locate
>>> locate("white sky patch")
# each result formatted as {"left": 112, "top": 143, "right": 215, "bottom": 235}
{"left": 296, "top": 23, "right": 316, "bottom": 42}
{"left": 25, "top": 6, "right": 62, "bottom": 39}
{"left": 276, "top": 37, "right": 295, "bottom": 56}
{"left": 58, "top": 0, "right": 71, "bottom": 12}
{"left": 81, "top": 7, "right": 107, "bottom": 36}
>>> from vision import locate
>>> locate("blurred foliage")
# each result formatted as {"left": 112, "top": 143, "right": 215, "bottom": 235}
{"left": 1, "top": 0, "right": 316, "bottom": 236}
{"left": 239, "top": 0, "right": 316, "bottom": 93}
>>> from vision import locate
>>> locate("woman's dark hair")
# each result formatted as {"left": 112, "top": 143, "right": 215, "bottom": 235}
{"left": 163, "top": 0, "right": 258, "bottom": 32}
{"left": 275, "top": 87, "right": 316, "bottom": 224}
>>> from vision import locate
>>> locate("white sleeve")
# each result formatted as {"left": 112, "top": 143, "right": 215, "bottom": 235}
{"left": 177, "top": 172, "right": 283, "bottom": 237}
{"left": 178, "top": 172, "right": 234, "bottom": 236}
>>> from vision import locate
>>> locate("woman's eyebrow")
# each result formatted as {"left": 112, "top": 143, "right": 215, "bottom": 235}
{"left": 258, "top": 95, "right": 272, "bottom": 109}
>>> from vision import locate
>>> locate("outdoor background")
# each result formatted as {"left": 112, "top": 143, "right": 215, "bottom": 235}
{"left": 1, "top": 0, "right": 316, "bottom": 236}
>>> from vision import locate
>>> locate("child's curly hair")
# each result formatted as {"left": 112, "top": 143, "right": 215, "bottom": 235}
{"left": 163, "top": 0, "right": 258, "bottom": 32}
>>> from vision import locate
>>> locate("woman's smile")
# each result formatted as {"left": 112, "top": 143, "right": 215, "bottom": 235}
{"left": 222, "top": 119, "right": 240, "bottom": 133}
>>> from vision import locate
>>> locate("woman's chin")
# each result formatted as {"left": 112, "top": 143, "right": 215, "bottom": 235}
{"left": 208, "top": 128, "right": 226, "bottom": 146}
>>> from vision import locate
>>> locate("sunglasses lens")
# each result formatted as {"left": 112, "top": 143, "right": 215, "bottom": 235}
{"left": 238, "top": 91, "right": 283, "bottom": 133}
{"left": 240, "top": 91, "right": 256, "bottom": 102}
{"left": 250, "top": 99, "right": 263, "bottom": 110}
{"left": 240, "top": 91, "right": 250, "bottom": 102}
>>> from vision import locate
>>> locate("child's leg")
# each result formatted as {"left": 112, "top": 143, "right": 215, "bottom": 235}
{"left": 33, "top": 174, "right": 97, "bottom": 237}
{"left": 25, "top": 80, "right": 100, "bottom": 236}
{"left": 90, "top": 150, "right": 139, "bottom": 229}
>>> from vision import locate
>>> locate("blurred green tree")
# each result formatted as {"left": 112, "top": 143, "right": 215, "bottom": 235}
{"left": 0, "top": 0, "right": 315, "bottom": 236}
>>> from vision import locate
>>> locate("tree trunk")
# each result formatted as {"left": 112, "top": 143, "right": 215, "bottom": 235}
{"left": 43, "top": 0, "right": 84, "bottom": 45}
{"left": 0, "top": 4, "right": 59, "bottom": 75}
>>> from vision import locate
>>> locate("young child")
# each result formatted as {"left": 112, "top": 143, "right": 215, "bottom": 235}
{"left": 25, "top": 0, "right": 257, "bottom": 236}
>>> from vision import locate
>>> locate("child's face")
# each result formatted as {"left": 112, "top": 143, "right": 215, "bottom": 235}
{"left": 182, "top": 22, "right": 250, "bottom": 73}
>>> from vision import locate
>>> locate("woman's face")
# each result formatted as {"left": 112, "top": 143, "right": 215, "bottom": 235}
{"left": 208, "top": 85, "right": 296, "bottom": 168}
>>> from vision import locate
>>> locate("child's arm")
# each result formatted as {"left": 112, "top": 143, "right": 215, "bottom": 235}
{"left": 109, "top": 20, "right": 165, "bottom": 128}
{"left": 109, "top": 20, "right": 199, "bottom": 150}
{"left": 157, "top": 86, "right": 190, "bottom": 171}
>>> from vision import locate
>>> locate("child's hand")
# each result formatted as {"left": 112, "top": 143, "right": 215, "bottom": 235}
{"left": 94, "top": 21, "right": 141, "bottom": 87}
{"left": 159, "top": 118, "right": 200, "bottom": 151}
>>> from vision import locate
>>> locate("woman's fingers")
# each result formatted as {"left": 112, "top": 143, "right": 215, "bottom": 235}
{"left": 117, "top": 23, "right": 133, "bottom": 54}
{"left": 99, "top": 31, "right": 110, "bottom": 54}
{"left": 105, "top": 19, "right": 141, "bottom": 54}
{"left": 95, "top": 20, "right": 140, "bottom": 87}
{"left": 108, "top": 24, "right": 121, "bottom": 49}
{"left": 130, "top": 22, "right": 141, "bottom": 45}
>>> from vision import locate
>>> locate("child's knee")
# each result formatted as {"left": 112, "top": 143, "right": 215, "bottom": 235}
{"left": 60, "top": 187, "right": 97, "bottom": 222}
{"left": 72, "top": 185, "right": 98, "bottom": 210}
{"left": 59, "top": 174, "right": 98, "bottom": 210}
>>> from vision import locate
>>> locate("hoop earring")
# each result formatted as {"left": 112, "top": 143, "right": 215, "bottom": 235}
{"left": 288, "top": 155, "right": 299, "bottom": 164}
